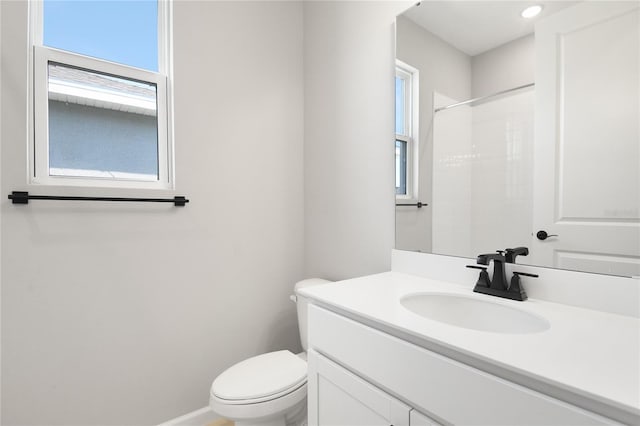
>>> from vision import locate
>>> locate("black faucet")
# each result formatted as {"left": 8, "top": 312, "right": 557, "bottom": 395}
{"left": 467, "top": 247, "right": 537, "bottom": 301}
{"left": 476, "top": 251, "right": 508, "bottom": 291}
{"left": 504, "top": 246, "right": 529, "bottom": 263}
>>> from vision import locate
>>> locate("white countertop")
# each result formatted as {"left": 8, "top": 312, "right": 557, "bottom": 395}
{"left": 299, "top": 271, "right": 640, "bottom": 421}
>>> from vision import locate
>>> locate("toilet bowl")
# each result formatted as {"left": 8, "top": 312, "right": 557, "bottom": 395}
{"left": 210, "top": 278, "right": 330, "bottom": 426}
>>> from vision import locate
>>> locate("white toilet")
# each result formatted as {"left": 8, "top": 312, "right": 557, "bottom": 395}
{"left": 210, "top": 278, "right": 330, "bottom": 426}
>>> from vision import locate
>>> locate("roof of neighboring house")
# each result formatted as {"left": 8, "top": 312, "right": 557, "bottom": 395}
{"left": 48, "top": 63, "right": 157, "bottom": 117}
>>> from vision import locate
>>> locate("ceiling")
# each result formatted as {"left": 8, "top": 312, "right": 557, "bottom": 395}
{"left": 402, "top": 1, "right": 579, "bottom": 56}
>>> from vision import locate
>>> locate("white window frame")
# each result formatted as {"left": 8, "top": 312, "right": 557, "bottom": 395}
{"left": 395, "top": 60, "right": 419, "bottom": 201}
{"left": 29, "top": 0, "right": 174, "bottom": 190}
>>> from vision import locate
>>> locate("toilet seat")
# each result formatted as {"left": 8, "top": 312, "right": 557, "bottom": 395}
{"left": 210, "top": 350, "right": 308, "bottom": 422}
{"left": 211, "top": 350, "right": 307, "bottom": 403}
{"left": 210, "top": 381, "right": 307, "bottom": 422}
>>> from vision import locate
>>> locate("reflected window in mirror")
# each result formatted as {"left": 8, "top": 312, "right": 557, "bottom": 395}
{"left": 395, "top": 61, "right": 418, "bottom": 198}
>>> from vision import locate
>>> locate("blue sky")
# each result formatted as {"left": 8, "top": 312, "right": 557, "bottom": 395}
{"left": 44, "top": 0, "right": 158, "bottom": 71}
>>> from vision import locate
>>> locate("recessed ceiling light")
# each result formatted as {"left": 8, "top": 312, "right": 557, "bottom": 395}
{"left": 521, "top": 5, "right": 543, "bottom": 19}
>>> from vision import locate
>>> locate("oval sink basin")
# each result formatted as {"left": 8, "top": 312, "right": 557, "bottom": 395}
{"left": 400, "top": 293, "right": 550, "bottom": 334}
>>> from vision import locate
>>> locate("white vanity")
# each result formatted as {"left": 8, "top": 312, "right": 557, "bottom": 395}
{"left": 299, "top": 251, "right": 640, "bottom": 425}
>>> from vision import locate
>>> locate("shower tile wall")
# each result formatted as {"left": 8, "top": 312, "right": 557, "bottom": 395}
{"left": 432, "top": 93, "right": 472, "bottom": 256}
{"left": 432, "top": 89, "right": 534, "bottom": 257}
{"left": 470, "top": 88, "right": 534, "bottom": 255}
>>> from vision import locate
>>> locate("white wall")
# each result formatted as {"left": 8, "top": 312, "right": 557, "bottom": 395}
{"left": 2, "top": 0, "right": 415, "bottom": 422}
{"left": 303, "top": 1, "right": 411, "bottom": 279}
{"left": 471, "top": 35, "right": 535, "bottom": 98}
{"left": 0, "top": 2, "right": 2, "bottom": 420}
{"left": 1, "top": 1, "right": 304, "bottom": 424}
{"left": 395, "top": 16, "right": 471, "bottom": 252}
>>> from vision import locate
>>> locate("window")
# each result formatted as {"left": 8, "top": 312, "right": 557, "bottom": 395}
{"left": 31, "top": 0, "right": 173, "bottom": 189}
{"left": 395, "top": 61, "right": 418, "bottom": 198}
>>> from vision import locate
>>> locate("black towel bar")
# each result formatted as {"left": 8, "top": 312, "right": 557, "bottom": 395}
{"left": 8, "top": 191, "right": 189, "bottom": 207}
{"left": 395, "top": 201, "right": 426, "bottom": 208}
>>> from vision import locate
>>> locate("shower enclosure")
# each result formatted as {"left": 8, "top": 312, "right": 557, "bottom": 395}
{"left": 432, "top": 85, "right": 535, "bottom": 258}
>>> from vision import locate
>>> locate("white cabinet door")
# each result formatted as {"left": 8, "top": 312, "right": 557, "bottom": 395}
{"left": 307, "top": 349, "right": 411, "bottom": 426}
{"left": 532, "top": 1, "right": 640, "bottom": 276}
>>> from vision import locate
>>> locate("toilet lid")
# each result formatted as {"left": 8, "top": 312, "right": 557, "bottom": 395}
{"left": 212, "top": 350, "right": 307, "bottom": 401}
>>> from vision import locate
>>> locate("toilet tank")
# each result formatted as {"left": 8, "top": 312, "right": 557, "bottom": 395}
{"left": 293, "top": 278, "right": 331, "bottom": 351}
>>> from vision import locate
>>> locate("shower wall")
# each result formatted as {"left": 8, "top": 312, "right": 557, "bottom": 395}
{"left": 432, "top": 88, "right": 534, "bottom": 257}
{"left": 432, "top": 93, "right": 472, "bottom": 256}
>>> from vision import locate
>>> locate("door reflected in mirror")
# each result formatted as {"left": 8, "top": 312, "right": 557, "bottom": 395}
{"left": 395, "top": 1, "right": 639, "bottom": 277}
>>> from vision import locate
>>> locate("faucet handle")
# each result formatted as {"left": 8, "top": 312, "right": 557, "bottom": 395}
{"left": 508, "top": 271, "right": 538, "bottom": 301}
{"left": 512, "top": 271, "right": 538, "bottom": 278}
{"left": 467, "top": 265, "right": 490, "bottom": 289}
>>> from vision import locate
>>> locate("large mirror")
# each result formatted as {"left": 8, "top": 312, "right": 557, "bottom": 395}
{"left": 395, "top": 1, "right": 639, "bottom": 277}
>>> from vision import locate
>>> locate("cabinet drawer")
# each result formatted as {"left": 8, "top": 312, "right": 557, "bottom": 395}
{"left": 308, "top": 305, "right": 615, "bottom": 425}
{"left": 307, "top": 350, "right": 411, "bottom": 426}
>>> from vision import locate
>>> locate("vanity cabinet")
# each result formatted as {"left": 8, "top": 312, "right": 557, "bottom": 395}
{"left": 307, "top": 349, "right": 438, "bottom": 426}
{"left": 306, "top": 304, "right": 618, "bottom": 425}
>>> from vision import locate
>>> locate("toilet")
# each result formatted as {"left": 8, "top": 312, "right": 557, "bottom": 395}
{"left": 209, "top": 278, "right": 330, "bottom": 426}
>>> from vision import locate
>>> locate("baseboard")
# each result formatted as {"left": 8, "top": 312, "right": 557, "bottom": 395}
{"left": 157, "top": 407, "right": 223, "bottom": 426}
